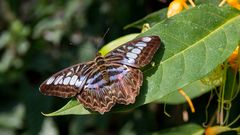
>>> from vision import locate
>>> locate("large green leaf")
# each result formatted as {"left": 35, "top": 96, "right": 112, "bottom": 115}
{"left": 137, "top": 5, "right": 239, "bottom": 105}
{"left": 43, "top": 5, "right": 240, "bottom": 116}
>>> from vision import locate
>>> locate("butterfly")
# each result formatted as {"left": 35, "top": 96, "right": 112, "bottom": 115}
{"left": 39, "top": 36, "right": 161, "bottom": 114}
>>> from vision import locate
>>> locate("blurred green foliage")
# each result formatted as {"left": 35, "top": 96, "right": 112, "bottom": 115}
{"left": 0, "top": 0, "right": 239, "bottom": 135}
{"left": 0, "top": 0, "right": 169, "bottom": 134}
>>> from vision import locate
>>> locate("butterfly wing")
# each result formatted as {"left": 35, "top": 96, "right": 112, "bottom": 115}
{"left": 104, "top": 36, "right": 160, "bottom": 68}
{"left": 39, "top": 62, "right": 95, "bottom": 98}
{"left": 77, "top": 63, "right": 143, "bottom": 114}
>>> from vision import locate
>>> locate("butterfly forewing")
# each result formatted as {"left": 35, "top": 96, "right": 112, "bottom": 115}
{"left": 77, "top": 63, "right": 143, "bottom": 114}
{"left": 39, "top": 62, "right": 95, "bottom": 98}
{"left": 105, "top": 36, "right": 160, "bottom": 68}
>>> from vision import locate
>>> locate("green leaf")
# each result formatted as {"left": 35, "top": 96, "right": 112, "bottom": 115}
{"left": 152, "top": 123, "right": 204, "bottom": 135}
{"left": 99, "top": 33, "right": 139, "bottom": 55}
{"left": 0, "top": 104, "right": 25, "bottom": 129}
{"left": 160, "top": 80, "right": 214, "bottom": 104}
{"left": 0, "top": 32, "right": 10, "bottom": 49}
{"left": 195, "top": 0, "right": 221, "bottom": 5}
{"left": 33, "top": 18, "right": 65, "bottom": 44}
{"left": 43, "top": 5, "right": 240, "bottom": 116}
{"left": 42, "top": 100, "right": 91, "bottom": 116}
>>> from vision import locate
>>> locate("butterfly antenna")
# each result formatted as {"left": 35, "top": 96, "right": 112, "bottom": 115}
{"left": 97, "top": 28, "right": 110, "bottom": 52}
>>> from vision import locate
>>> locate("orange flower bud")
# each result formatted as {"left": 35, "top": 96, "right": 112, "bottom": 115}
{"left": 228, "top": 46, "right": 239, "bottom": 71}
{"left": 167, "top": 0, "right": 188, "bottom": 17}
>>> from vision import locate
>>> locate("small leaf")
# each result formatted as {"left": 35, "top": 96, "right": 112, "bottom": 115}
{"left": 33, "top": 18, "right": 64, "bottom": 40}
{"left": 0, "top": 48, "right": 14, "bottom": 73}
{"left": 0, "top": 32, "right": 10, "bottom": 49}
{"left": 99, "top": 33, "right": 139, "bottom": 55}
{"left": 0, "top": 104, "right": 25, "bottom": 129}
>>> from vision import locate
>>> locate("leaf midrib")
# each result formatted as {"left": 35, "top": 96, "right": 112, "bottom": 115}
{"left": 159, "top": 14, "right": 239, "bottom": 66}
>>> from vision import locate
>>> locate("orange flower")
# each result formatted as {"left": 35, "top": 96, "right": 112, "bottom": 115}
{"left": 219, "top": 0, "right": 240, "bottom": 10}
{"left": 167, "top": 0, "right": 196, "bottom": 17}
{"left": 205, "top": 126, "right": 231, "bottom": 135}
{"left": 228, "top": 46, "right": 239, "bottom": 71}
{"left": 167, "top": 0, "right": 188, "bottom": 17}
{"left": 227, "top": 0, "right": 240, "bottom": 10}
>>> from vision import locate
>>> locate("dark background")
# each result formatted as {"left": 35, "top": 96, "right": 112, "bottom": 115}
{"left": 0, "top": 0, "right": 239, "bottom": 135}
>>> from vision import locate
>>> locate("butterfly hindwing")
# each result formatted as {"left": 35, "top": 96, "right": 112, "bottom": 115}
{"left": 105, "top": 36, "right": 160, "bottom": 68}
{"left": 77, "top": 63, "right": 143, "bottom": 114}
{"left": 39, "top": 62, "right": 95, "bottom": 98}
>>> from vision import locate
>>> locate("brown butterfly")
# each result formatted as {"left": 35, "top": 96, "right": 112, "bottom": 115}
{"left": 39, "top": 36, "right": 161, "bottom": 114}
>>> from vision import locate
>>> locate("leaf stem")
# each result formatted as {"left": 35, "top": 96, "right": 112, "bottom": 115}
{"left": 178, "top": 88, "right": 195, "bottom": 113}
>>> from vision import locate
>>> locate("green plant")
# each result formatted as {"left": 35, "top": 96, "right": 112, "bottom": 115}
{"left": 0, "top": 0, "right": 239, "bottom": 134}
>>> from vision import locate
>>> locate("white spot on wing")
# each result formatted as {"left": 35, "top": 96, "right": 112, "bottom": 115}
{"left": 75, "top": 66, "right": 80, "bottom": 72}
{"left": 59, "top": 79, "right": 63, "bottom": 84}
{"left": 142, "top": 37, "right": 151, "bottom": 42}
{"left": 54, "top": 75, "right": 63, "bottom": 85}
{"left": 131, "top": 48, "right": 141, "bottom": 54}
{"left": 87, "top": 78, "right": 93, "bottom": 84}
{"left": 128, "top": 58, "right": 135, "bottom": 63}
{"left": 46, "top": 77, "right": 55, "bottom": 85}
{"left": 117, "top": 49, "right": 125, "bottom": 53}
{"left": 110, "top": 75, "right": 117, "bottom": 81}
{"left": 66, "top": 71, "right": 72, "bottom": 76}
{"left": 75, "top": 80, "right": 81, "bottom": 87}
{"left": 126, "top": 52, "right": 137, "bottom": 59}
{"left": 70, "top": 75, "right": 78, "bottom": 85}
{"left": 138, "top": 46, "right": 144, "bottom": 50}
{"left": 75, "top": 76, "right": 85, "bottom": 87}
{"left": 127, "top": 46, "right": 133, "bottom": 50}
{"left": 135, "top": 42, "right": 147, "bottom": 47}
{"left": 63, "top": 77, "right": 71, "bottom": 85}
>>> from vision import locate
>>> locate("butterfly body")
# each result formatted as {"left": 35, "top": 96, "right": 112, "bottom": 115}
{"left": 40, "top": 36, "right": 160, "bottom": 114}
{"left": 94, "top": 55, "right": 110, "bottom": 83}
